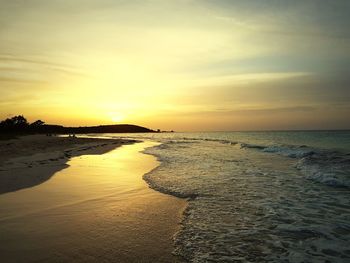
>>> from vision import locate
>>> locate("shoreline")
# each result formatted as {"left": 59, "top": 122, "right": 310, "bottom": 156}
{"left": 0, "top": 135, "right": 136, "bottom": 194}
{"left": 0, "top": 136, "right": 187, "bottom": 262}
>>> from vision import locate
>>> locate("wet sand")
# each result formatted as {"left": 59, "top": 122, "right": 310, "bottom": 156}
{"left": 0, "top": 135, "right": 136, "bottom": 194}
{"left": 0, "top": 140, "right": 187, "bottom": 262}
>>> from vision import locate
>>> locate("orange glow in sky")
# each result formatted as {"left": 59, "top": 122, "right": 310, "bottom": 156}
{"left": 0, "top": 1, "right": 349, "bottom": 131}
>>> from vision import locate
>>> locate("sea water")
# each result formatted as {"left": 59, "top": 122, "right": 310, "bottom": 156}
{"left": 91, "top": 131, "right": 350, "bottom": 263}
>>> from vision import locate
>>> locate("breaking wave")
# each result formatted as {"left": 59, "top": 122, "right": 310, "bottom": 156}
{"left": 142, "top": 137, "right": 350, "bottom": 262}
{"left": 239, "top": 143, "right": 350, "bottom": 188}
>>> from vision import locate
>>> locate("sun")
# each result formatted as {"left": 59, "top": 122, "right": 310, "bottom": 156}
{"left": 111, "top": 114, "right": 124, "bottom": 123}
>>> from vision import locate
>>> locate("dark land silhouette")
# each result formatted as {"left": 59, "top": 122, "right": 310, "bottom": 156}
{"left": 0, "top": 115, "right": 155, "bottom": 135}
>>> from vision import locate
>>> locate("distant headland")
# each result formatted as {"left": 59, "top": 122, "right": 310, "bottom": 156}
{"left": 0, "top": 115, "right": 155, "bottom": 134}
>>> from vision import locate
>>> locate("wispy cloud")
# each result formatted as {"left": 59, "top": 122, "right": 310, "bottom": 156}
{"left": 0, "top": 54, "right": 88, "bottom": 78}
{"left": 0, "top": 0, "right": 349, "bottom": 129}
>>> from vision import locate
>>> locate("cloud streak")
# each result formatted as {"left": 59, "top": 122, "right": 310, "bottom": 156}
{"left": 0, "top": 0, "right": 349, "bottom": 130}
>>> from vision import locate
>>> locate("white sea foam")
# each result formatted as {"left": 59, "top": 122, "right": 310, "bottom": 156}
{"left": 143, "top": 138, "right": 350, "bottom": 263}
{"left": 240, "top": 143, "right": 314, "bottom": 158}
{"left": 239, "top": 143, "right": 350, "bottom": 188}
{"left": 296, "top": 152, "right": 350, "bottom": 188}
{"left": 97, "top": 131, "right": 350, "bottom": 262}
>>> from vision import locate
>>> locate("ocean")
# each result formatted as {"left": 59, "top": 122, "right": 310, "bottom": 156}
{"left": 91, "top": 131, "right": 350, "bottom": 263}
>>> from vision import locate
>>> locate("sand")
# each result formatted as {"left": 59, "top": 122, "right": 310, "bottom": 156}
{"left": 0, "top": 136, "right": 187, "bottom": 262}
{"left": 0, "top": 135, "right": 136, "bottom": 194}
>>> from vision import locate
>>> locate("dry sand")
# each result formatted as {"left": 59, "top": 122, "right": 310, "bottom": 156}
{"left": 0, "top": 136, "right": 187, "bottom": 262}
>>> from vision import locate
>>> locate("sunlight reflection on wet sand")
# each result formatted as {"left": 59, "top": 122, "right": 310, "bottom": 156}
{"left": 0, "top": 141, "right": 186, "bottom": 263}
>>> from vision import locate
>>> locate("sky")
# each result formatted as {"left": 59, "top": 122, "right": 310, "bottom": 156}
{"left": 0, "top": 0, "right": 349, "bottom": 131}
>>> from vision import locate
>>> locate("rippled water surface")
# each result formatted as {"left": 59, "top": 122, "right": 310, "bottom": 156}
{"left": 99, "top": 131, "right": 350, "bottom": 263}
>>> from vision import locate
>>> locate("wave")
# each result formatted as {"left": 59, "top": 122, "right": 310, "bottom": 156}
{"left": 240, "top": 143, "right": 315, "bottom": 158}
{"left": 240, "top": 143, "right": 350, "bottom": 188}
{"left": 141, "top": 138, "right": 350, "bottom": 262}
{"left": 97, "top": 132, "right": 349, "bottom": 189}
{"left": 180, "top": 137, "right": 237, "bottom": 145}
{"left": 296, "top": 152, "right": 350, "bottom": 188}
{"left": 150, "top": 138, "right": 350, "bottom": 188}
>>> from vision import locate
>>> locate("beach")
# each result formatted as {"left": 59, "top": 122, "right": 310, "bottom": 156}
{"left": 0, "top": 135, "right": 136, "bottom": 194}
{"left": 0, "top": 135, "right": 187, "bottom": 262}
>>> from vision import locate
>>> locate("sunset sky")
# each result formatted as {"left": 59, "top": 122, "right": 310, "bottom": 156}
{"left": 0, "top": 0, "right": 349, "bottom": 131}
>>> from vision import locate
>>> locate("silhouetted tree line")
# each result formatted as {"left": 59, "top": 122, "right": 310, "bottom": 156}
{"left": 0, "top": 115, "right": 154, "bottom": 134}
{"left": 0, "top": 115, "right": 45, "bottom": 133}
